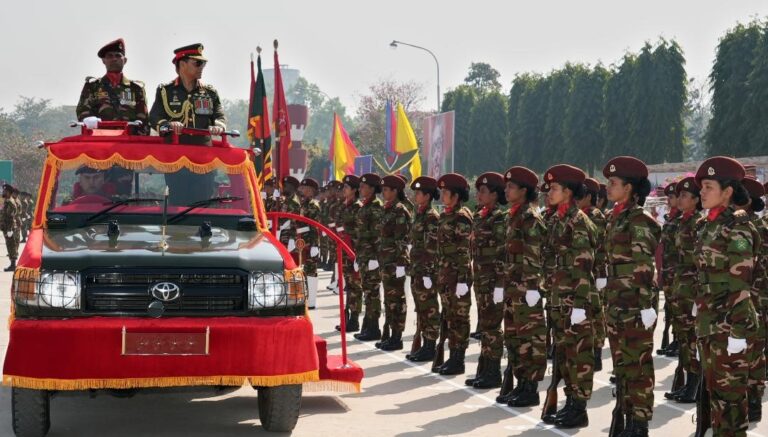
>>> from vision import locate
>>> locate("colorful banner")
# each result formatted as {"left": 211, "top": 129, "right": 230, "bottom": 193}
{"left": 354, "top": 155, "right": 373, "bottom": 176}
{"left": 422, "top": 111, "right": 455, "bottom": 178}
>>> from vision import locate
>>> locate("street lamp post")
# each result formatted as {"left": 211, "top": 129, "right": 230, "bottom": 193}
{"left": 389, "top": 40, "right": 440, "bottom": 112}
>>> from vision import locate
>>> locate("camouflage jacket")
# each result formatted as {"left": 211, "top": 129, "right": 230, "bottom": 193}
{"left": 436, "top": 206, "right": 473, "bottom": 285}
{"left": 584, "top": 206, "right": 607, "bottom": 279}
{"left": 355, "top": 196, "right": 383, "bottom": 265}
{"left": 76, "top": 75, "right": 149, "bottom": 132}
{"left": 148, "top": 78, "right": 226, "bottom": 136}
{"left": 378, "top": 200, "right": 412, "bottom": 266}
{"left": 278, "top": 194, "right": 301, "bottom": 245}
{"left": 472, "top": 204, "right": 507, "bottom": 284}
{"left": 504, "top": 203, "right": 546, "bottom": 292}
{"left": 694, "top": 206, "right": 759, "bottom": 339}
{"left": 299, "top": 198, "right": 321, "bottom": 248}
{"left": 1, "top": 198, "right": 18, "bottom": 232}
{"left": 660, "top": 210, "right": 681, "bottom": 290}
{"left": 673, "top": 210, "right": 705, "bottom": 300}
{"left": 409, "top": 205, "right": 439, "bottom": 276}
{"left": 754, "top": 214, "right": 768, "bottom": 311}
{"left": 327, "top": 198, "right": 342, "bottom": 231}
{"left": 549, "top": 204, "right": 597, "bottom": 311}
{"left": 540, "top": 207, "right": 557, "bottom": 294}
{"left": 604, "top": 203, "right": 661, "bottom": 311}
{"left": 337, "top": 199, "right": 362, "bottom": 249}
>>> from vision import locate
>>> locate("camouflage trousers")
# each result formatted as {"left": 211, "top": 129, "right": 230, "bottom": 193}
{"left": 606, "top": 310, "right": 656, "bottom": 422}
{"left": 747, "top": 307, "right": 766, "bottom": 399}
{"left": 503, "top": 285, "right": 547, "bottom": 382}
{"left": 700, "top": 333, "right": 751, "bottom": 437}
{"left": 474, "top": 269, "right": 504, "bottom": 360}
{"left": 410, "top": 274, "right": 440, "bottom": 341}
{"left": 301, "top": 247, "right": 319, "bottom": 277}
{"left": 381, "top": 264, "right": 407, "bottom": 333}
{"left": 438, "top": 280, "right": 472, "bottom": 350}
{"left": 343, "top": 257, "right": 363, "bottom": 314}
{"left": 674, "top": 295, "right": 700, "bottom": 375}
{"left": 664, "top": 289, "right": 683, "bottom": 343}
{"left": 593, "top": 290, "right": 606, "bottom": 347}
{"left": 552, "top": 307, "right": 594, "bottom": 401}
{"left": 361, "top": 265, "right": 381, "bottom": 321}
{"left": 4, "top": 231, "right": 19, "bottom": 260}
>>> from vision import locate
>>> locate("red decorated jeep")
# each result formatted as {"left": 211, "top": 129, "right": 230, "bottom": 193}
{"left": 2, "top": 121, "right": 362, "bottom": 436}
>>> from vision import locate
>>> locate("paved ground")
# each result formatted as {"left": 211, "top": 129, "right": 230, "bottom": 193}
{"left": 0, "top": 241, "right": 765, "bottom": 436}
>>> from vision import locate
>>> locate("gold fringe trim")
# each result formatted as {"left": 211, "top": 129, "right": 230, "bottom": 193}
{"left": 302, "top": 380, "right": 361, "bottom": 393}
{"left": 3, "top": 370, "right": 319, "bottom": 391}
{"left": 51, "top": 153, "right": 251, "bottom": 176}
{"left": 33, "top": 158, "right": 59, "bottom": 229}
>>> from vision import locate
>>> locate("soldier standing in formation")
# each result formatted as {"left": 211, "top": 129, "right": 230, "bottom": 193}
{"left": 603, "top": 156, "right": 660, "bottom": 437}
{"left": 262, "top": 177, "right": 278, "bottom": 212}
{"left": 1, "top": 184, "right": 20, "bottom": 272}
{"left": 580, "top": 177, "right": 608, "bottom": 371}
{"left": 406, "top": 176, "right": 440, "bottom": 362}
{"left": 298, "top": 178, "right": 322, "bottom": 309}
{"left": 336, "top": 175, "right": 363, "bottom": 332}
{"left": 465, "top": 172, "right": 506, "bottom": 388}
{"left": 433, "top": 173, "right": 473, "bottom": 375}
{"left": 660, "top": 182, "right": 682, "bottom": 357}
{"left": 76, "top": 38, "right": 149, "bottom": 134}
{"left": 354, "top": 173, "right": 384, "bottom": 341}
{"left": 325, "top": 181, "right": 342, "bottom": 293}
{"left": 278, "top": 176, "right": 302, "bottom": 263}
{"left": 375, "top": 175, "right": 412, "bottom": 351}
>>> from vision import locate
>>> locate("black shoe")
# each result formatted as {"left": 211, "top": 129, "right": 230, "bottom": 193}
{"left": 346, "top": 313, "right": 360, "bottom": 332}
{"left": 674, "top": 373, "right": 698, "bottom": 403}
{"left": 664, "top": 340, "right": 679, "bottom": 357}
{"left": 473, "top": 358, "right": 501, "bottom": 389}
{"left": 353, "top": 317, "right": 370, "bottom": 340}
{"left": 618, "top": 419, "right": 648, "bottom": 437}
{"left": 508, "top": 379, "right": 540, "bottom": 407}
{"left": 470, "top": 331, "right": 482, "bottom": 340}
{"left": 609, "top": 375, "right": 616, "bottom": 384}
{"left": 749, "top": 394, "right": 763, "bottom": 423}
{"left": 4, "top": 261, "right": 15, "bottom": 272}
{"left": 543, "top": 396, "right": 573, "bottom": 424}
{"left": 355, "top": 318, "right": 382, "bottom": 341}
{"left": 465, "top": 355, "right": 485, "bottom": 386}
{"left": 379, "top": 331, "right": 403, "bottom": 351}
{"left": 554, "top": 398, "right": 588, "bottom": 428}
{"left": 439, "top": 348, "right": 466, "bottom": 375}
{"left": 594, "top": 348, "right": 603, "bottom": 371}
{"left": 407, "top": 339, "right": 436, "bottom": 362}
{"left": 497, "top": 378, "right": 522, "bottom": 404}
{"left": 436, "top": 349, "right": 456, "bottom": 373}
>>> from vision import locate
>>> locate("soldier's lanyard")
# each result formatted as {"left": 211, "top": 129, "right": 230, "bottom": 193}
{"left": 160, "top": 86, "right": 195, "bottom": 127}
{"left": 101, "top": 78, "right": 123, "bottom": 113}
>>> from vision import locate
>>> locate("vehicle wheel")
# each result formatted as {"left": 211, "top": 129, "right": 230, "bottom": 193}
{"left": 257, "top": 384, "right": 302, "bottom": 432}
{"left": 12, "top": 387, "right": 50, "bottom": 437}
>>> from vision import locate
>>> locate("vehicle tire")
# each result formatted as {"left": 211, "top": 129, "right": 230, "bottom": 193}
{"left": 11, "top": 387, "right": 50, "bottom": 437}
{"left": 257, "top": 384, "right": 302, "bottom": 432}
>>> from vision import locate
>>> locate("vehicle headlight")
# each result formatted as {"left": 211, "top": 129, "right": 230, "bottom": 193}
{"left": 248, "top": 272, "right": 287, "bottom": 309}
{"left": 36, "top": 271, "right": 81, "bottom": 309}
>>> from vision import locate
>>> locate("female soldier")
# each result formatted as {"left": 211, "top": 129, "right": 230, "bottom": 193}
{"left": 298, "top": 178, "right": 322, "bottom": 309}
{"left": 406, "top": 176, "right": 441, "bottom": 362}
{"left": 375, "top": 175, "right": 412, "bottom": 351}
{"left": 664, "top": 177, "right": 703, "bottom": 403}
{"left": 353, "top": 173, "right": 384, "bottom": 342}
{"left": 465, "top": 172, "right": 507, "bottom": 389}
{"left": 694, "top": 156, "right": 760, "bottom": 436}
{"left": 603, "top": 156, "right": 661, "bottom": 437}
{"left": 660, "top": 182, "right": 682, "bottom": 357}
{"left": 335, "top": 175, "right": 363, "bottom": 332}
{"left": 433, "top": 173, "right": 473, "bottom": 375}
{"left": 541, "top": 164, "right": 596, "bottom": 429}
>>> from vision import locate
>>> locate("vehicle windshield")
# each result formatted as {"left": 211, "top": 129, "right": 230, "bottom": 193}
{"left": 49, "top": 163, "right": 254, "bottom": 221}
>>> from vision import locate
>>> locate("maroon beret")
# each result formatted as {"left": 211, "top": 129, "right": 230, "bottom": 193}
{"left": 584, "top": 177, "right": 600, "bottom": 194}
{"left": 663, "top": 182, "right": 677, "bottom": 197}
{"left": 360, "top": 173, "right": 381, "bottom": 187}
{"left": 98, "top": 38, "right": 125, "bottom": 58}
{"left": 395, "top": 174, "right": 408, "bottom": 186}
{"left": 263, "top": 177, "right": 275, "bottom": 186}
{"left": 300, "top": 178, "right": 319, "bottom": 190}
{"left": 410, "top": 176, "right": 438, "bottom": 192}
{"left": 438, "top": 173, "right": 469, "bottom": 191}
{"left": 544, "top": 164, "right": 586, "bottom": 185}
{"left": 598, "top": 183, "right": 607, "bottom": 197}
{"left": 504, "top": 166, "right": 539, "bottom": 189}
{"left": 475, "top": 172, "right": 505, "bottom": 190}
{"left": 695, "top": 156, "right": 745, "bottom": 186}
{"left": 675, "top": 177, "right": 699, "bottom": 196}
{"left": 603, "top": 156, "right": 648, "bottom": 179}
{"left": 742, "top": 176, "right": 765, "bottom": 198}
{"left": 342, "top": 175, "right": 360, "bottom": 188}
{"left": 381, "top": 175, "right": 405, "bottom": 190}
{"left": 282, "top": 176, "right": 300, "bottom": 188}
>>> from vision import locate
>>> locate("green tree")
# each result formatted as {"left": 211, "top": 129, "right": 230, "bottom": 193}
{"left": 442, "top": 85, "right": 476, "bottom": 174}
{"left": 516, "top": 75, "right": 550, "bottom": 171}
{"left": 467, "top": 91, "right": 507, "bottom": 176}
{"left": 563, "top": 65, "right": 608, "bottom": 175}
{"left": 542, "top": 65, "right": 577, "bottom": 164}
{"left": 744, "top": 21, "right": 768, "bottom": 155}
{"left": 603, "top": 54, "right": 635, "bottom": 159}
{"left": 464, "top": 62, "right": 502, "bottom": 94}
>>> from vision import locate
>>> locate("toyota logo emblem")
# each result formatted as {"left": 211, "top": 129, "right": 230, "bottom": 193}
{"left": 150, "top": 282, "right": 181, "bottom": 302}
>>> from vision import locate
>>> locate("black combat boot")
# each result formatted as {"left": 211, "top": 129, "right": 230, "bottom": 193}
{"left": 473, "top": 358, "right": 501, "bottom": 389}
{"left": 748, "top": 392, "right": 763, "bottom": 422}
{"left": 508, "top": 379, "right": 540, "bottom": 407}
{"left": 594, "top": 347, "right": 603, "bottom": 371}
{"left": 4, "top": 259, "right": 16, "bottom": 272}
{"left": 353, "top": 317, "right": 370, "bottom": 340}
{"left": 374, "top": 322, "right": 390, "bottom": 348}
{"left": 436, "top": 349, "right": 456, "bottom": 373}
{"left": 664, "top": 370, "right": 688, "bottom": 400}
{"left": 619, "top": 418, "right": 648, "bottom": 437}
{"left": 346, "top": 312, "right": 360, "bottom": 332}
{"left": 554, "top": 398, "right": 588, "bottom": 428}
{"left": 379, "top": 330, "right": 403, "bottom": 351}
{"left": 355, "top": 318, "right": 381, "bottom": 341}
{"left": 439, "top": 348, "right": 466, "bottom": 375}
{"left": 543, "top": 395, "right": 572, "bottom": 424}
{"left": 465, "top": 355, "right": 485, "bottom": 386}
{"left": 674, "top": 372, "right": 699, "bottom": 403}
{"left": 407, "top": 339, "right": 436, "bottom": 362}
{"left": 664, "top": 340, "right": 679, "bottom": 357}
{"left": 496, "top": 378, "right": 522, "bottom": 404}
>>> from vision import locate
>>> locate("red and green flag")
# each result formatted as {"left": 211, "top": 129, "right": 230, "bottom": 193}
{"left": 248, "top": 49, "right": 271, "bottom": 183}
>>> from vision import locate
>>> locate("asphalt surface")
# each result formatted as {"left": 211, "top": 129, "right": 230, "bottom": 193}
{"left": 0, "top": 241, "right": 765, "bottom": 436}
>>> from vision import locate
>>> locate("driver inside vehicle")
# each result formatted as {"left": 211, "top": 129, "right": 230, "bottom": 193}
{"left": 73, "top": 166, "right": 116, "bottom": 198}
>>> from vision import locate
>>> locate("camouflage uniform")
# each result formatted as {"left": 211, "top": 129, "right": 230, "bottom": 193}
{"left": 378, "top": 199, "right": 411, "bottom": 334}
{"left": 279, "top": 194, "right": 302, "bottom": 263}
{"left": 585, "top": 206, "right": 608, "bottom": 349}
{"left": 299, "top": 196, "right": 321, "bottom": 276}
{"left": 695, "top": 206, "right": 760, "bottom": 436}
{"left": 673, "top": 210, "right": 704, "bottom": 381}
{"left": 550, "top": 204, "right": 598, "bottom": 402}
{"left": 504, "top": 203, "right": 548, "bottom": 383}
{"left": 76, "top": 75, "right": 149, "bottom": 134}
{"left": 660, "top": 209, "right": 682, "bottom": 349}
{"left": 604, "top": 203, "right": 661, "bottom": 422}
{"left": 755, "top": 214, "right": 768, "bottom": 391}
{"left": 746, "top": 213, "right": 766, "bottom": 407}
{"left": 326, "top": 196, "right": 341, "bottom": 268}
{"left": 409, "top": 204, "right": 440, "bottom": 341}
{"left": 356, "top": 196, "right": 384, "bottom": 324}
{"left": 541, "top": 206, "right": 557, "bottom": 352}
{"left": 1, "top": 195, "right": 20, "bottom": 265}
{"left": 436, "top": 206, "right": 473, "bottom": 350}
{"left": 338, "top": 199, "right": 363, "bottom": 314}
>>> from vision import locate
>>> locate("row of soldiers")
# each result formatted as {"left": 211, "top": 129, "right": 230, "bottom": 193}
{"left": 262, "top": 155, "right": 765, "bottom": 437}
{"left": 0, "top": 184, "right": 35, "bottom": 272}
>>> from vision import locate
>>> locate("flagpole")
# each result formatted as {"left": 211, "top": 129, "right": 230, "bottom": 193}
{"left": 256, "top": 46, "right": 267, "bottom": 184}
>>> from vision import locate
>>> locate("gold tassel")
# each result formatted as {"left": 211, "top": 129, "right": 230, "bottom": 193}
{"left": 302, "top": 380, "right": 361, "bottom": 393}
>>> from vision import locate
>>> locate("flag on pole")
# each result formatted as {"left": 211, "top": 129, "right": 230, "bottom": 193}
{"left": 248, "top": 49, "right": 271, "bottom": 183}
{"left": 272, "top": 40, "right": 291, "bottom": 181}
{"left": 394, "top": 103, "right": 422, "bottom": 179}
{"left": 329, "top": 113, "right": 360, "bottom": 181}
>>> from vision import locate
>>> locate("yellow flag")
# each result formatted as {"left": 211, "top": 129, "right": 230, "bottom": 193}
{"left": 395, "top": 103, "right": 422, "bottom": 179}
{"left": 330, "top": 113, "right": 360, "bottom": 181}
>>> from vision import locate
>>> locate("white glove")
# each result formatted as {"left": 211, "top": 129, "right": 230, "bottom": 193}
{"left": 260, "top": 192, "right": 267, "bottom": 199}
{"left": 368, "top": 259, "right": 379, "bottom": 271}
{"left": 456, "top": 283, "right": 469, "bottom": 298}
{"left": 570, "top": 308, "right": 587, "bottom": 325}
{"left": 274, "top": 192, "right": 281, "bottom": 199}
{"left": 83, "top": 116, "right": 101, "bottom": 129}
{"left": 596, "top": 278, "right": 607, "bottom": 290}
{"left": 493, "top": 287, "right": 504, "bottom": 304}
{"left": 423, "top": 276, "right": 432, "bottom": 289}
{"left": 696, "top": 346, "right": 700, "bottom": 361}
{"left": 692, "top": 304, "right": 698, "bottom": 317}
{"left": 640, "top": 308, "right": 657, "bottom": 329}
{"left": 280, "top": 220, "right": 291, "bottom": 230}
{"left": 310, "top": 246, "right": 319, "bottom": 257}
{"left": 727, "top": 337, "right": 747, "bottom": 355}
{"left": 525, "top": 290, "right": 541, "bottom": 307}
{"left": 395, "top": 266, "right": 406, "bottom": 278}
{"left": 5, "top": 231, "right": 12, "bottom": 237}
{"left": 353, "top": 261, "right": 359, "bottom": 272}
{"left": 287, "top": 239, "right": 296, "bottom": 252}
{"left": 407, "top": 244, "right": 413, "bottom": 252}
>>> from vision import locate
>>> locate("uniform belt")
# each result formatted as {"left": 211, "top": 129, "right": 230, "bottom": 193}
{"left": 608, "top": 263, "right": 636, "bottom": 277}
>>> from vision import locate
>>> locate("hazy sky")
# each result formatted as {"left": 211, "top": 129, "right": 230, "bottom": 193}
{"left": 1, "top": 0, "right": 767, "bottom": 115}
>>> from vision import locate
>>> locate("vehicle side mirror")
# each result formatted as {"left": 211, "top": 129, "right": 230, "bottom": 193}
{"left": 237, "top": 217, "right": 257, "bottom": 231}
